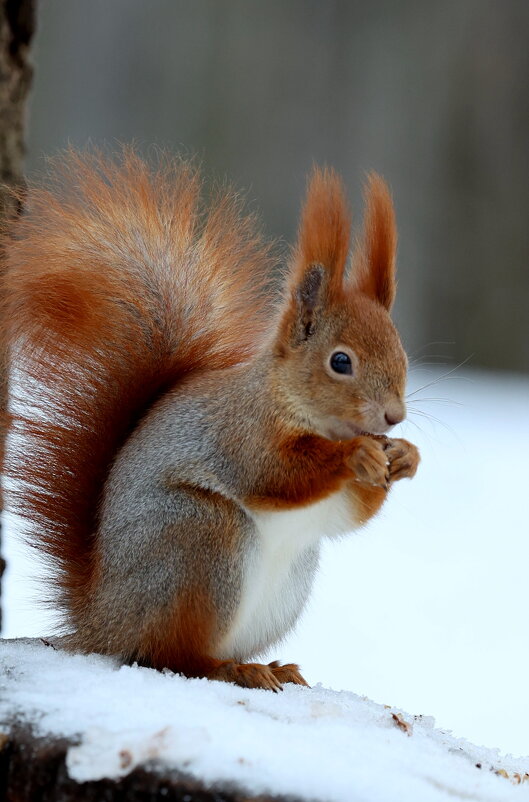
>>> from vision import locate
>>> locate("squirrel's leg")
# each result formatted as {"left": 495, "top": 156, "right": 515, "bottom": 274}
{"left": 91, "top": 485, "right": 306, "bottom": 690}
{"left": 346, "top": 435, "right": 391, "bottom": 525}
{"left": 138, "top": 590, "right": 291, "bottom": 692}
{"left": 245, "top": 432, "right": 389, "bottom": 527}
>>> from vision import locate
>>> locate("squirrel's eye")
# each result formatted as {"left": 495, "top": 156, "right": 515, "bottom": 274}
{"left": 330, "top": 351, "right": 353, "bottom": 375}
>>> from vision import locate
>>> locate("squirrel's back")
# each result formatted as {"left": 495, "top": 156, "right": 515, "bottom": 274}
{"left": 1, "top": 148, "right": 275, "bottom": 628}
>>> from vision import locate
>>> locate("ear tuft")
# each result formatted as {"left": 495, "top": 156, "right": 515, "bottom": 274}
{"left": 352, "top": 173, "right": 397, "bottom": 310}
{"left": 290, "top": 167, "right": 351, "bottom": 298}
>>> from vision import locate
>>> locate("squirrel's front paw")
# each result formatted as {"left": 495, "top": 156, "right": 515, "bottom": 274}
{"left": 384, "top": 438, "right": 420, "bottom": 482}
{"left": 348, "top": 435, "right": 389, "bottom": 490}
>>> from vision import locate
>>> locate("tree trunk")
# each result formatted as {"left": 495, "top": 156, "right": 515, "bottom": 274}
{"left": 0, "top": 725, "right": 293, "bottom": 802}
{"left": 0, "top": 0, "right": 37, "bottom": 631}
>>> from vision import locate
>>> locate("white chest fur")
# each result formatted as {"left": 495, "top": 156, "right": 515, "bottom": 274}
{"left": 215, "top": 488, "right": 357, "bottom": 661}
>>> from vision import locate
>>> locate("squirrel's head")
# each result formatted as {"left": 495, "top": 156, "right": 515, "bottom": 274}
{"left": 274, "top": 168, "right": 407, "bottom": 440}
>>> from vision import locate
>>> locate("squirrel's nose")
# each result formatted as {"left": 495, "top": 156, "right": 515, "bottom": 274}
{"left": 384, "top": 400, "right": 405, "bottom": 427}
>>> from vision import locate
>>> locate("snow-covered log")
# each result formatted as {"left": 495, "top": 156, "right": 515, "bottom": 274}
{"left": 1, "top": 724, "right": 287, "bottom": 802}
{"left": 1, "top": 639, "right": 528, "bottom": 802}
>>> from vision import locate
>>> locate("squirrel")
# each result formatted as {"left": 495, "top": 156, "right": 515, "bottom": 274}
{"left": 2, "top": 149, "right": 419, "bottom": 691}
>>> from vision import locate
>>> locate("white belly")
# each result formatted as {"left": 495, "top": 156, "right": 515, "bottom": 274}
{"left": 215, "top": 489, "right": 357, "bottom": 661}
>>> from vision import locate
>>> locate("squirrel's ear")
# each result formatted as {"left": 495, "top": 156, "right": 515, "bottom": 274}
{"left": 277, "top": 263, "right": 325, "bottom": 348}
{"left": 295, "top": 262, "right": 325, "bottom": 342}
{"left": 278, "top": 168, "right": 350, "bottom": 348}
{"left": 351, "top": 173, "right": 397, "bottom": 311}
{"left": 290, "top": 166, "right": 351, "bottom": 300}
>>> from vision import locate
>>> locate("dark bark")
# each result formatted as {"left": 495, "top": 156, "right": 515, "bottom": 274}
{"left": 0, "top": 0, "right": 36, "bottom": 631}
{"left": 0, "top": 0, "right": 35, "bottom": 212}
{"left": 0, "top": 725, "right": 301, "bottom": 802}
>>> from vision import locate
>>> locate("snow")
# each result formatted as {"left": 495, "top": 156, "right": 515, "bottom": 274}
{"left": 2, "top": 367, "right": 529, "bottom": 790}
{"left": 1, "top": 638, "right": 528, "bottom": 801}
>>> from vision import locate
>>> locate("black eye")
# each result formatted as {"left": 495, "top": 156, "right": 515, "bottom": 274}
{"left": 330, "top": 351, "right": 353, "bottom": 375}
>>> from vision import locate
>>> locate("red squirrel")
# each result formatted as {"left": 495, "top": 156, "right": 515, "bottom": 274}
{"left": 2, "top": 149, "right": 419, "bottom": 690}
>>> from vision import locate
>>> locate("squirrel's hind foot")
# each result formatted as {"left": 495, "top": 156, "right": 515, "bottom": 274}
{"left": 267, "top": 660, "right": 310, "bottom": 687}
{"left": 207, "top": 660, "right": 309, "bottom": 691}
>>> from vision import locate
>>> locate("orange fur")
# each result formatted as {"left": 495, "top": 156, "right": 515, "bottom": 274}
{"left": 136, "top": 586, "right": 219, "bottom": 677}
{"left": 244, "top": 432, "right": 352, "bottom": 510}
{"left": 348, "top": 483, "right": 387, "bottom": 525}
{"left": 1, "top": 148, "right": 275, "bottom": 628}
{"left": 351, "top": 173, "right": 397, "bottom": 310}
{"left": 244, "top": 431, "right": 390, "bottom": 513}
{"left": 290, "top": 167, "right": 351, "bottom": 299}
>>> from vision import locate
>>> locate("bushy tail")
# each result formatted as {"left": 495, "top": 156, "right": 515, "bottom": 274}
{"left": 1, "top": 148, "right": 275, "bottom": 628}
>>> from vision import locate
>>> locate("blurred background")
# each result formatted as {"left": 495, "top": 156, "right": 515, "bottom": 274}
{"left": 3, "top": 0, "right": 529, "bottom": 759}
{"left": 25, "top": 0, "right": 529, "bottom": 374}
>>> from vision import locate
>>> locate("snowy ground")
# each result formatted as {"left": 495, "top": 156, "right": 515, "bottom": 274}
{"left": 2, "top": 367, "right": 529, "bottom": 765}
{"left": 1, "top": 639, "right": 528, "bottom": 801}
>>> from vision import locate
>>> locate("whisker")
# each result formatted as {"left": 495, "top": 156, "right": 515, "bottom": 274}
{"left": 407, "top": 355, "right": 474, "bottom": 399}
{"left": 406, "top": 340, "right": 456, "bottom": 361}
{"left": 409, "top": 396, "right": 464, "bottom": 407}
{"left": 408, "top": 356, "right": 454, "bottom": 367}
{"left": 407, "top": 408, "right": 460, "bottom": 440}
{"left": 400, "top": 416, "right": 446, "bottom": 451}
{"left": 401, "top": 416, "right": 422, "bottom": 434}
